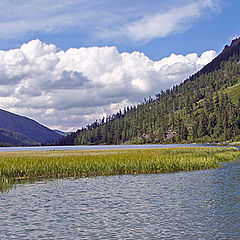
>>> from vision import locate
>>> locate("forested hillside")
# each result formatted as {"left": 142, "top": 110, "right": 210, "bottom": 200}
{"left": 59, "top": 38, "right": 240, "bottom": 145}
{"left": 0, "top": 128, "right": 39, "bottom": 146}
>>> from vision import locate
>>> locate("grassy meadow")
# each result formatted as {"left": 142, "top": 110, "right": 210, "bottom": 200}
{"left": 0, "top": 147, "right": 240, "bottom": 192}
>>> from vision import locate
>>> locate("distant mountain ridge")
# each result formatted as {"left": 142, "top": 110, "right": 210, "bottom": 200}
{"left": 0, "top": 109, "right": 61, "bottom": 146}
{"left": 54, "top": 130, "right": 71, "bottom": 137}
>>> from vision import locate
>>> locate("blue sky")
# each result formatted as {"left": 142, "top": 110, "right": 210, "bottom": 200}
{"left": 1, "top": 0, "right": 239, "bottom": 57}
{"left": 0, "top": 0, "right": 239, "bottom": 130}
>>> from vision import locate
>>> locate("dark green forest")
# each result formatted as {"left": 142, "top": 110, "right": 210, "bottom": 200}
{"left": 59, "top": 38, "right": 240, "bottom": 145}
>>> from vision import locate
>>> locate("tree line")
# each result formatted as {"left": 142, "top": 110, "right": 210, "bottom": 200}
{"left": 58, "top": 41, "right": 240, "bottom": 145}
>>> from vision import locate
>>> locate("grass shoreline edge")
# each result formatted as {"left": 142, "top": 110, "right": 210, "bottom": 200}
{"left": 1, "top": 147, "right": 240, "bottom": 192}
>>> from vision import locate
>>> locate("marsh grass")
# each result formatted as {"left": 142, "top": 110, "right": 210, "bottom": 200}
{"left": 0, "top": 147, "right": 239, "bottom": 192}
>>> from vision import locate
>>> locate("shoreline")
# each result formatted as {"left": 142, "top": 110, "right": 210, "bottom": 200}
{"left": 0, "top": 143, "right": 238, "bottom": 152}
{"left": 1, "top": 147, "right": 240, "bottom": 192}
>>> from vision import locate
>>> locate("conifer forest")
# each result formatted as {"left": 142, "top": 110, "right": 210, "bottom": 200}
{"left": 59, "top": 38, "right": 240, "bottom": 145}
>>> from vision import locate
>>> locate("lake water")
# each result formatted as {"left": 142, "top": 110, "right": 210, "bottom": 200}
{"left": 0, "top": 143, "right": 229, "bottom": 152}
{"left": 0, "top": 159, "right": 240, "bottom": 239}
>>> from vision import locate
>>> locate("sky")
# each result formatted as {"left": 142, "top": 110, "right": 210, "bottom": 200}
{"left": 0, "top": 0, "right": 239, "bottom": 131}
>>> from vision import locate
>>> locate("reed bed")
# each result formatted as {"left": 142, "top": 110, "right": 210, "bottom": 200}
{"left": 0, "top": 147, "right": 239, "bottom": 191}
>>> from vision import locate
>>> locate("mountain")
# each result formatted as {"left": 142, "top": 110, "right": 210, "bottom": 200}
{"left": 59, "top": 38, "right": 240, "bottom": 145}
{"left": 0, "top": 128, "right": 39, "bottom": 146}
{"left": 0, "top": 109, "right": 61, "bottom": 145}
{"left": 54, "top": 130, "right": 71, "bottom": 137}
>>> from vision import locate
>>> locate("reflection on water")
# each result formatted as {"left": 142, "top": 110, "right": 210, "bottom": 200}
{"left": 0, "top": 160, "right": 240, "bottom": 239}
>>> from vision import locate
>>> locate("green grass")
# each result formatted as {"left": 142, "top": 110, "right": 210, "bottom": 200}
{"left": 225, "top": 81, "right": 240, "bottom": 105}
{"left": 0, "top": 147, "right": 239, "bottom": 192}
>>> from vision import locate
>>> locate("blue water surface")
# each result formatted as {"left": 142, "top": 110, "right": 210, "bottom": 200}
{"left": 0, "top": 143, "right": 229, "bottom": 152}
{"left": 0, "top": 158, "right": 240, "bottom": 239}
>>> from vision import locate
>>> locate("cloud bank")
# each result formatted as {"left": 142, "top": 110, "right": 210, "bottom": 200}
{"left": 0, "top": 40, "right": 217, "bottom": 130}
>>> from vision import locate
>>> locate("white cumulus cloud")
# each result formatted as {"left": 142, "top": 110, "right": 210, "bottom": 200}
{"left": 0, "top": 40, "right": 217, "bottom": 131}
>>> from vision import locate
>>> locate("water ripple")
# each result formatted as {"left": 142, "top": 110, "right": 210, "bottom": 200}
{"left": 1, "top": 160, "right": 240, "bottom": 239}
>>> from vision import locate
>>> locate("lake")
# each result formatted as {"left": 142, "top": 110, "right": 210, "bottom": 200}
{"left": 1, "top": 157, "right": 239, "bottom": 239}
{"left": 0, "top": 143, "right": 229, "bottom": 152}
